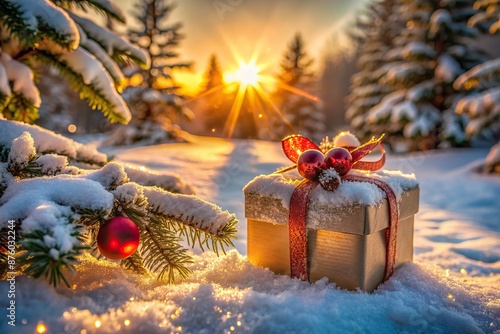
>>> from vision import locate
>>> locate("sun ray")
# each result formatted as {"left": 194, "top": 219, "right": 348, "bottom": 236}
{"left": 181, "top": 83, "right": 227, "bottom": 105}
{"left": 275, "top": 81, "right": 322, "bottom": 102}
{"left": 252, "top": 84, "right": 296, "bottom": 133}
{"left": 223, "top": 82, "right": 247, "bottom": 138}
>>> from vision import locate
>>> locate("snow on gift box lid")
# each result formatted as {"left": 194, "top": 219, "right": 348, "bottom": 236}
{"left": 243, "top": 169, "right": 419, "bottom": 235}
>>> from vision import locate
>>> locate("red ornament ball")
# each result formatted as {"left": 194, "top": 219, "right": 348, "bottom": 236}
{"left": 324, "top": 147, "right": 353, "bottom": 176}
{"left": 297, "top": 149, "right": 325, "bottom": 181}
{"left": 97, "top": 217, "right": 140, "bottom": 260}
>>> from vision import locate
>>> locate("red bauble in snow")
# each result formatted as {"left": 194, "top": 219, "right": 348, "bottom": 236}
{"left": 97, "top": 217, "right": 140, "bottom": 260}
{"left": 324, "top": 147, "right": 353, "bottom": 176}
{"left": 297, "top": 149, "right": 325, "bottom": 181}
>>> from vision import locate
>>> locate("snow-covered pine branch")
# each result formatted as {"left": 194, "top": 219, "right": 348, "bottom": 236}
{"left": 0, "top": 0, "right": 147, "bottom": 124}
{"left": 59, "top": 0, "right": 127, "bottom": 24}
{"left": 0, "top": 122, "right": 238, "bottom": 286}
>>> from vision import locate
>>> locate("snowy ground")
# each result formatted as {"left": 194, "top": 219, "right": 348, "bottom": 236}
{"left": 1, "top": 136, "right": 499, "bottom": 333}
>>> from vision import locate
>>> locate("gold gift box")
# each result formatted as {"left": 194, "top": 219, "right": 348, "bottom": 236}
{"left": 244, "top": 176, "right": 419, "bottom": 292}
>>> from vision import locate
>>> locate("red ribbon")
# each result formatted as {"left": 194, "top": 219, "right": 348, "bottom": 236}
{"left": 343, "top": 174, "right": 399, "bottom": 281}
{"left": 288, "top": 179, "right": 318, "bottom": 280}
{"left": 282, "top": 134, "right": 398, "bottom": 283}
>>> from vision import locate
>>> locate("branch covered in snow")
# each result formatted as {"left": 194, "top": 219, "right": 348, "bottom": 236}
{"left": 0, "top": 123, "right": 237, "bottom": 287}
{"left": 0, "top": 0, "right": 148, "bottom": 124}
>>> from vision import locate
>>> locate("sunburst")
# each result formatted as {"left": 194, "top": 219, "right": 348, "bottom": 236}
{"left": 183, "top": 51, "right": 321, "bottom": 139}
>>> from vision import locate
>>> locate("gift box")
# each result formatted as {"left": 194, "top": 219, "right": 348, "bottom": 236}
{"left": 244, "top": 170, "right": 419, "bottom": 292}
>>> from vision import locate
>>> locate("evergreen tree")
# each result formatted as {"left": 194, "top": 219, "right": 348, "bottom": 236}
{"left": 358, "top": 0, "right": 485, "bottom": 151}
{"left": 201, "top": 54, "right": 224, "bottom": 93}
{"left": 105, "top": 0, "right": 193, "bottom": 146}
{"left": 320, "top": 46, "right": 357, "bottom": 131}
{"left": 346, "top": 0, "right": 401, "bottom": 140}
{"left": 0, "top": 0, "right": 148, "bottom": 124}
{"left": 454, "top": 0, "right": 500, "bottom": 173}
{"left": 454, "top": 0, "right": 500, "bottom": 139}
{"left": 275, "top": 33, "right": 324, "bottom": 140}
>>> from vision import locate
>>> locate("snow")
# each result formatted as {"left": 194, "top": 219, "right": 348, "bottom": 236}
{"left": 34, "top": 154, "right": 69, "bottom": 175}
{"left": 69, "top": 13, "right": 149, "bottom": 66}
{"left": 404, "top": 114, "right": 434, "bottom": 137}
{"left": 1, "top": 137, "right": 499, "bottom": 333}
{"left": 0, "top": 120, "right": 107, "bottom": 164}
{"left": 0, "top": 177, "right": 114, "bottom": 225}
{"left": 144, "top": 186, "right": 236, "bottom": 236}
{"left": 7, "top": 131, "right": 36, "bottom": 167}
{"left": 367, "top": 91, "right": 406, "bottom": 123}
{"left": 80, "top": 38, "right": 124, "bottom": 83}
{"left": 455, "top": 58, "right": 500, "bottom": 90}
{"left": 407, "top": 80, "right": 434, "bottom": 102}
{"left": 430, "top": 9, "right": 451, "bottom": 31}
{"left": 0, "top": 56, "right": 11, "bottom": 97}
{"left": 403, "top": 42, "right": 436, "bottom": 60}
{"left": 391, "top": 100, "right": 418, "bottom": 122}
{"left": 12, "top": 0, "right": 79, "bottom": 49}
{"left": 244, "top": 167, "right": 416, "bottom": 229}
{"left": 0, "top": 53, "right": 41, "bottom": 107}
{"left": 59, "top": 47, "right": 131, "bottom": 123}
{"left": 124, "top": 164, "right": 195, "bottom": 194}
{"left": 485, "top": 141, "right": 500, "bottom": 170}
{"left": 332, "top": 131, "right": 360, "bottom": 148}
{"left": 436, "top": 54, "right": 462, "bottom": 83}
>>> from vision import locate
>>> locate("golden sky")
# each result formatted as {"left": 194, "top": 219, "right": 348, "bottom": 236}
{"left": 119, "top": 0, "right": 371, "bottom": 95}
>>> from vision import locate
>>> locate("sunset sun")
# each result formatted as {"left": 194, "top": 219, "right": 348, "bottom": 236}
{"left": 224, "top": 60, "right": 261, "bottom": 87}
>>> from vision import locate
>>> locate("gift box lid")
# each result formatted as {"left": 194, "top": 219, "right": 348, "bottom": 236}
{"left": 243, "top": 169, "right": 419, "bottom": 235}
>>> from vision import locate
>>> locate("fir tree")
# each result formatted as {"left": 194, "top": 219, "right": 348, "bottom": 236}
{"left": 357, "top": 0, "right": 485, "bottom": 151}
{"left": 320, "top": 44, "right": 357, "bottom": 131}
{"left": 201, "top": 54, "right": 224, "bottom": 93}
{"left": 105, "top": 0, "right": 193, "bottom": 146}
{"left": 198, "top": 54, "right": 229, "bottom": 136}
{"left": 454, "top": 0, "right": 500, "bottom": 139}
{"left": 454, "top": 0, "right": 500, "bottom": 173}
{"left": 275, "top": 33, "right": 324, "bottom": 140}
{"left": 346, "top": 0, "right": 401, "bottom": 140}
{"left": 0, "top": 120, "right": 237, "bottom": 287}
{"left": 0, "top": 0, "right": 148, "bottom": 124}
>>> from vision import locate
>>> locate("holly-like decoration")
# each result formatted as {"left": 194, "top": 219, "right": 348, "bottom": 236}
{"left": 282, "top": 132, "right": 385, "bottom": 191}
{"left": 97, "top": 217, "right": 140, "bottom": 260}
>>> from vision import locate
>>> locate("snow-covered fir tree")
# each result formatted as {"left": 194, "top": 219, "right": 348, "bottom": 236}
{"left": 454, "top": 0, "right": 500, "bottom": 138}
{"left": 454, "top": 0, "right": 500, "bottom": 173}
{"left": 355, "top": 0, "right": 486, "bottom": 151}
{"left": 0, "top": 0, "right": 148, "bottom": 124}
{"left": 274, "top": 33, "right": 324, "bottom": 140}
{"left": 345, "top": 0, "right": 400, "bottom": 139}
{"left": 105, "top": 0, "right": 193, "bottom": 146}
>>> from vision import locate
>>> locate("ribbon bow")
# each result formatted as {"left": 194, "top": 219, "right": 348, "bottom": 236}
{"left": 280, "top": 134, "right": 399, "bottom": 284}
{"left": 282, "top": 134, "right": 386, "bottom": 182}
